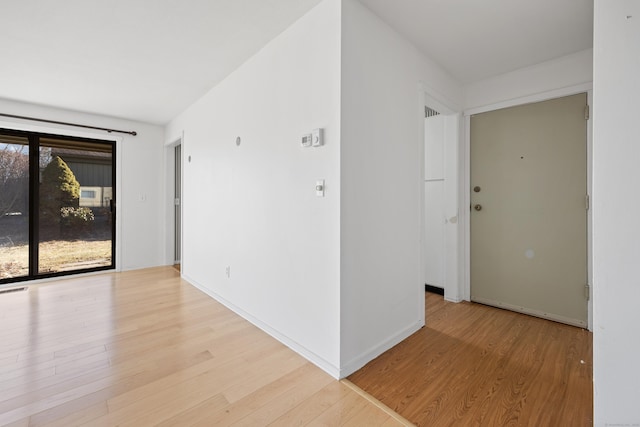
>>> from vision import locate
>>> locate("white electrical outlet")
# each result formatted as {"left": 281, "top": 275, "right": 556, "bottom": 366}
{"left": 225, "top": 266, "right": 230, "bottom": 278}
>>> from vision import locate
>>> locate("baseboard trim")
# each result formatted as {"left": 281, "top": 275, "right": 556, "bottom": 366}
{"left": 471, "top": 296, "right": 587, "bottom": 328}
{"left": 339, "top": 320, "right": 423, "bottom": 378}
{"left": 183, "top": 274, "right": 341, "bottom": 379}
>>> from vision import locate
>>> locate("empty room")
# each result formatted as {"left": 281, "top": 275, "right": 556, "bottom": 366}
{"left": 0, "top": 0, "right": 638, "bottom": 426}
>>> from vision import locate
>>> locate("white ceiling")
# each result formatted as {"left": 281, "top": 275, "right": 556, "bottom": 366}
{"left": 0, "top": 0, "right": 323, "bottom": 125}
{"left": 358, "top": 0, "right": 594, "bottom": 84}
{"left": 0, "top": 0, "right": 593, "bottom": 125}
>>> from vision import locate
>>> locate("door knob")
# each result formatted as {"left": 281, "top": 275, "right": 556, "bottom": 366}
{"left": 474, "top": 204, "right": 482, "bottom": 211}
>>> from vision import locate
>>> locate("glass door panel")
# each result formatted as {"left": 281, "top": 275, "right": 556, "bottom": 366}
{"left": 0, "top": 135, "right": 30, "bottom": 280}
{"left": 38, "top": 137, "right": 114, "bottom": 274}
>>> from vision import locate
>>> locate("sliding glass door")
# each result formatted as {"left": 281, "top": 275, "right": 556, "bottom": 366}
{"left": 0, "top": 129, "right": 115, "bottom": 284}
{"left": 0, "top": 135, "right": 29, "bottom": 280}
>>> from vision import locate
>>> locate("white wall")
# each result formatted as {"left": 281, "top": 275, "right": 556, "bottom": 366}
{"left": 165, "top": 0, "right": 342, "bottom": 376}
{"left": 464, "top": 49, "right": 593, "bottom": 111}
{"left": 593, "top": 1, "right": 640, "bottom": 424}
{"left": 0, "top": 98, "right": 165, "bottom": 271}
{"left": 339, "top": 0, "right": 462, "bottom": 376}
{"left": 165, "top": 0, "right": 465, "bottom": 378}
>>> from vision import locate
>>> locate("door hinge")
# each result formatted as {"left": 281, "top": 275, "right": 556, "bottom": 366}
{"left": 585, "top": 283, "right": 590, "bottom": 300}
{"left": 584, "top": 104, "right": 590, "bottom": 120}
{"left": 585, "top": 194, "right": 590, "bottom": 211}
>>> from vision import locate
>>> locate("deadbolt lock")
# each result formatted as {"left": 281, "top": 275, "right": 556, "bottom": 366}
{"left": 473, "top": 186, "right": 481, "bottom": 193}
{"left": 474, "top": 204, "right": 482, "bottom": 211}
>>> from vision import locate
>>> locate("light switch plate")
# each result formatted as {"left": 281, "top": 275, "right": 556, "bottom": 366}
{"left": 316, "top": 179, "right": 325, "bottom": 197}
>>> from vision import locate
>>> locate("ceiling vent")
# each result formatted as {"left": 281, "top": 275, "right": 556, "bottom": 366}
{"left": 425, "top": 106, "right": 440, "bottom": 118}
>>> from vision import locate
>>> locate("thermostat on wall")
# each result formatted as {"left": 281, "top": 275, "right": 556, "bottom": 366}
{"left": 301, "top": 133, "right": 312, "bottom": 147}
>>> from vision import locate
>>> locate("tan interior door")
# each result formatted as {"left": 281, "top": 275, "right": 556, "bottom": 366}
{"left": 470, "top": 93, "right": 588, "bottom": 327}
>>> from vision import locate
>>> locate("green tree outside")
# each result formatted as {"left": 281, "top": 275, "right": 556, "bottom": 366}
{"left": 40, "top": 156, "right": 80, "bottom": 218}
{"left": 40, "top": 156, "right": 94, "bottom": 239}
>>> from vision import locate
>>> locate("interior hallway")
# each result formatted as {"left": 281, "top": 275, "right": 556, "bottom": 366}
{"left": 348, "top": 292, "right": 593, "bottom": 426}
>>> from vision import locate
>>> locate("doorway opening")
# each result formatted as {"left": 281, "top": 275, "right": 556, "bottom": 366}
{"left": 421, "top": 92, "right": 461, "bottom": 306}
{"left": 165, "top": 138, "right": 182, "bottom": 272}
{"left": 173, "top": 143, "right": 181, "bottom": 268}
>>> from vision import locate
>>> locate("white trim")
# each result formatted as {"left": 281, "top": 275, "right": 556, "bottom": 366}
{"left": 586, "top": 89, "right": 593, "bottom": 331}
{"left": 463, "top": 115, "right": 471, "bottom": 302}
{"left": 0, "top": 119, "right": 123, "bottom": 274}
{"left": 464, "top": 83, "right": 593, "bottom": 117}
{"left": 420, "top": 81, "right": 462, "bottom": 115}
{"left": 184, "top": 273, "right": 342, "bottom": 379}
{"left": 339, "top": 320, "right": 423, "bottom": 379}
{"left": 163, "top": 134, "right": 183, "bottom": 267}
{"left": 179, "top": 131, "right": 185, "bottom": 273}
{"left": 417, "top": 86, "right": 426, "bottom": 327}
{"left": 443, "top": 113, "right": 461, "bottom": 302}
{"left": 462, "top": 85, "right": 594, "bottom": 330}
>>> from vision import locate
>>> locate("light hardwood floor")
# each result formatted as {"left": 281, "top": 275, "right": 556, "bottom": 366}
{"left": 0, "top": 267, "right": 409, "bottom": 426}
{"left": 348, "top": 293, "right": 593, "bottom": 426}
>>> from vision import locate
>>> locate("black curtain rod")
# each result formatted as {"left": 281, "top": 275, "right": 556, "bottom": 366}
{"left": 0, "top": 113, "right": 137, "bottom": 136}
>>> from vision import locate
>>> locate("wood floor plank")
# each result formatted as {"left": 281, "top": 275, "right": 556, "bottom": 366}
{"left": 342, "top": 405, "right": 394, "bottom": 427}
{"left": 305, "top": 388, "right": 371, "bottom": 426}
{"left": 37, "top": 402, "right": 108, "bottom": 427}
{"left": 159, "top": 363, "right": 330, "bottom": 427}
{"left": 348, "top": 293, "right": 593, "bottom": 427}
{"left": 0, "top": 347, "right": 212, "bottom": 424}
{"left": 0, "top": 333, "right": 210, "bottom": 405}
{"left": 153, "top": 392, "right": 232, "bottom": 427}
{"left": 0, "top": 418, "right": 29, "bottom": 427}
{"left": 268, "top": 381, "right": 351, "bottom": 426}
{"left": 0, "top": 267, "right": 397, "bottom": 426}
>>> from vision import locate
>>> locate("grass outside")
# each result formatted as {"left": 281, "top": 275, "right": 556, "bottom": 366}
{"left": 0, "top": 240, "right": 111, "bottom": 279}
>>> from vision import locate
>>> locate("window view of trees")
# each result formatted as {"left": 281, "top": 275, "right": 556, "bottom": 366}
{"left": 0, "top": 142, "right": 29, "bottom": 216}
{"left": 39, "top": 156, "right": 95, "bottom": 240}
{"left": 0, "top": 139, "right": 29, "bottom": 278}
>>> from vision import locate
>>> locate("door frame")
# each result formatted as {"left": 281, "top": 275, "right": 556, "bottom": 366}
{"left": 164, "top": 134, "right": 183, "bottom": 267}
{"left": 462, "top": 83, "right": 593, "bottom": 330}
{"left": 418, "top": 83, "right": 463, "bottom": 327}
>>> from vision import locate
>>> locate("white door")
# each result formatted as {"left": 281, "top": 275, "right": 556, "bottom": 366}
{"left": 424, "top": 114, "right": 445, "bottom": 288}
